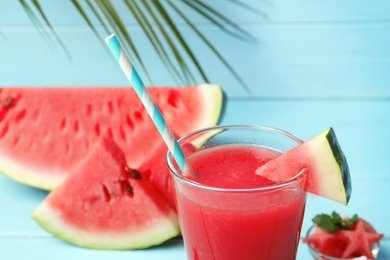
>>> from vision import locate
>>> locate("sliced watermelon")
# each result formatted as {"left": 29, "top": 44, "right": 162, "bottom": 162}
{"left": 255, "top": 127, "right": 351, "bottom": 204}
{"left": 32, "top": 137, "right": 180, "bottom": 249}
{"left": 0, "top": 84, "right": 222, "bottom": 190}
{"left": 305, "top": 219, "right": 383, "bottom": 259}
{"left": 305, "top": 226, "right": 346, "bottom": 258}
{"left": 137, "top": 142, "right": 176, "bottom": 209}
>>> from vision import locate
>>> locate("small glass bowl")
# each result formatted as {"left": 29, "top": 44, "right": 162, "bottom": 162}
{"left": 305, "top": 225, "right": 380, "bottom": 260}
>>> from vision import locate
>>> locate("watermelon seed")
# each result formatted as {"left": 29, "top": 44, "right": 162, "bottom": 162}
{"left": 107, "top": 128, "right": 114, "bottom": 138}
{"left": 14, "top": 109, "right": 26, "bottom": 123}
{"left": 134, "top": 111, "right": 144, "bottom": 121}
{"left": 130, "top": 169, "right": 142, "bottom": 179}
{"left": 60, "top": 118, "right": 67, "bottom": 131}
{"left": 86, "top": 104, "right": 92, "bottom": 116}
{"left": 94, "top": 123, "right": 101, "bottom": 136}
{"left": 3, "top": 97, "right": 13, "bottom": 107}
{"left": 125, "top": 115, "right": 134, "bottom": 130}
{"left": 73, "top": 120, "right": 79, "bottom": 132}
{"left": 167, "top": 91, "right": 180, "bottom": 108}
{"left": 125, "top": 166, "right": 142, "bottom": 179}
{"left": 118, "top": 179, "right": 134, "bottom": 197}
{"left": 102, "top": 185, "right": 111, "bottom": 202}
{"left": 127, "top": 185, "right": 134, "bottom": 195}
{"left": 107, "top": 101, "right": 114, "bottom": 113}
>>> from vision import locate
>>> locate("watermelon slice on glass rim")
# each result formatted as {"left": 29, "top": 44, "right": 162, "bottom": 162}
{"left": 255, "top": 127, "right": 352, "bottom": 205}
{"left": 0, "top": 84, "right": 222, "bottom": 191}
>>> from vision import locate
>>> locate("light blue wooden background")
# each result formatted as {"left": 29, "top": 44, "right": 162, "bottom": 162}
{"left": 0, "top": 1, "right": 389, "bottom": 259}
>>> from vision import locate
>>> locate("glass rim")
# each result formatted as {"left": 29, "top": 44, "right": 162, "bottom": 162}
{"left": 166, "top": 124, "right": 307, "bottom": 193}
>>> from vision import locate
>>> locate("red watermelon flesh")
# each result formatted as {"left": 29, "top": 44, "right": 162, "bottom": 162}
{"left": 138, "top": 142, "right": 176, "bottom": 209}
{"left": 304, "top": 226, "right": 336, "bottom": 251}
{"left": 32, "top": 137, "right": 180, "bottom": 249}
{"left": 136, "top": 139, "right": 199, "bottom": 209}
{"left": 0, "top": 84, "right": 222, "bottom": 190}
{"left": 255, "top": 127, "right": 351, "bottom": 205}
{"left": 304, "top": 219, "right": 384, "bottom": 259}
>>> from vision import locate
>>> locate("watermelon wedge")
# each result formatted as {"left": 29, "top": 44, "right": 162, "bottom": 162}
{"left": 32, "top": 137, "right": 180, "bottom": 249}
{"left": 255, "top": 127, "right": 351, "bottom": 204}
{"left": 0, "top": 84, "right": 222, "bottom": 190}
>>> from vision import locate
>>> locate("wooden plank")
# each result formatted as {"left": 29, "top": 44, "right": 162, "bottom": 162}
{"left": 1, "top": 236, "right": 389, "bottom": 259}
{"left": 1, "top": 24, "right": 390, "bottom": 98}
{"left": 0, "top": 236, "right": 186, "bottom": 259}
{"left": 2, "top": 0, "right": 390, "bottom": 25}
{"left": 222, "top": 98, "right": 390, "bottom": 178}
{"left": 2, "top": 1, "right": 390, "bottom": 97}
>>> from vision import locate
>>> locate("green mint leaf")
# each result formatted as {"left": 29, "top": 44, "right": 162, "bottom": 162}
{"left": 312, "top": 211, "right": 359, "bottom": 234}
{"left": 312, "top": 213, "right": 339, "bottom": 234}
{"left": 345, "top": 214, "right": 359, "bottom": 228}
{"left": 331, "top": 211, "right": 342, "bottom": 223}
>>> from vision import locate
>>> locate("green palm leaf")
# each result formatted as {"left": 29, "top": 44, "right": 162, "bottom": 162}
{"left": 180, "top": 0, "right": 257, "bottom": 44}
{"left": 21, "top": 0, "right": 258, "bottom": 92}
{"left": 150, "top": 0, "right": 207, "bottom": 83}
{"left": 166, "top": 0, "right": 252, "bottom": 94}
{"left": 123, "top": 0, "right": 185, "bottom": 84}
{"left": 20, "top": 0, "right": 72, "bottom": 60}
{"left": 97, "top": 0, "right": 153, "bottom": 81}
{"left": 139, "top": 0, "right": 196, "bottom": 84}
{"left": 19, "top": 0, "right": 55, "bottom": 49}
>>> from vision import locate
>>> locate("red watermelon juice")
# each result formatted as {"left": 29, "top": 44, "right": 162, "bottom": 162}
{"left": 167, "top": 125, "right": 307, "bottom": 260}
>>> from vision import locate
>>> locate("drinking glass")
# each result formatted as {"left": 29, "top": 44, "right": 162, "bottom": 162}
{"left": 167, "top": 125, "right": 307, "bottom": 260}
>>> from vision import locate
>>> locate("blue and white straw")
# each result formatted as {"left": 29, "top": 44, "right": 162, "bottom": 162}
{"left": 105, "top": 34, "right": 190, "bottom": 172}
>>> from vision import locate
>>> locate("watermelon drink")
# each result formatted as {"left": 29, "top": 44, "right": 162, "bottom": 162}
{"left": 167, "top": 125, "right": 308, "bottom": 260}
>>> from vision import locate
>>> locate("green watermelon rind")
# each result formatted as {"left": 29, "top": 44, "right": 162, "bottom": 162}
{"left": 255, "top": 127, "right": 352, "bottom": 205}
{"left": 32, "top": 202, "right": 180, "bottom": 250}
{"left": 0, "top": 157, "right": 65, "bottom": 191}
{"left": 194, "top": 84, "right": 223, "bottom": 129}
{"left": 0, "top": 84, "right": 223, "bottom": 191}
{"left": 306, "top": 127, "right": 352, "bottom": 205}
{"left": 325, "top": 128, "right": 352, "bottom": 203}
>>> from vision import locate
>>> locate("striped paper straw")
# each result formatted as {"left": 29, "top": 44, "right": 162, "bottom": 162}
{"left": 105, "top": 34, "right": 191, "bottom": 173}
